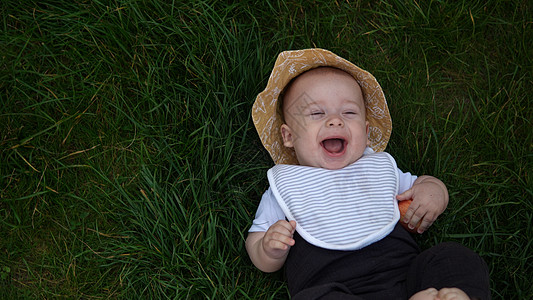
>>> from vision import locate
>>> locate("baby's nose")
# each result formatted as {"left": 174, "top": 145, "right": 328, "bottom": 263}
{"left": 327, "top": 116, "right": 344, "bottom": 127}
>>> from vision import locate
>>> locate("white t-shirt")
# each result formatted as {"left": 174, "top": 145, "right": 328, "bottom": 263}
{"left": 249, "top": 148, "right": 417, "bottom": 233}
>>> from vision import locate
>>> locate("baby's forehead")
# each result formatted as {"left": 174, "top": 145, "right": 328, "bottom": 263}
{"left": 287, "top": 67, "right": 363, "bottom": 99}
{"left": 290, "top": 67, "right": 363, "bottom": 95}
{"left": 280, "top": 66, "right": 365, "bottom": 116}
{"left": 298, "top": 66, "right": 355, "bottom": 81}
{"left": 287, "top": 67, "right": 360, "bottom": 93}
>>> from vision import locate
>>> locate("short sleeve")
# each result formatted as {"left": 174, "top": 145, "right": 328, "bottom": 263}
{"left": 248, "top": 187, "right": 286, "bottom": 232}
{"left": 397, "top": 169, "right": 417, "bottom": 194}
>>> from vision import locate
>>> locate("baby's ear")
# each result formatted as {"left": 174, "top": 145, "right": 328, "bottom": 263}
{"left": 281, "top": 124, "right": 294, "bottom": 148}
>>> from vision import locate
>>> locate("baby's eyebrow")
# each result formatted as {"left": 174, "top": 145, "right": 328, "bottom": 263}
{"left": 296, "top": 102, "right": 320, "bottom": 112}
{"left": 342, "top": 99, "right": 365, "bottom": 108}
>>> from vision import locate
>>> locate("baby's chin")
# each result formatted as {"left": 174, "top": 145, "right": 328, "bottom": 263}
{"left": 295, "top": 151, "right": 361, "bottom": 169}
{"left": 318, "top": 148, "right": 366, "bottom": 170}
{"left": 317, "top": 157, "right": 358, "bottom": 170}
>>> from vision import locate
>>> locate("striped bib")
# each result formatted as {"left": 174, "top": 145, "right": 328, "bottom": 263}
{"left": 267, "top": 152, "right": 400, "bottom": 250}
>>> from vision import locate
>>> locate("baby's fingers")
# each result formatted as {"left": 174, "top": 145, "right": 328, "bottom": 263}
{"left": 403, "top": 203, "right": 428, "bottom": 234}
{"left": 262, "top": 232, "right": 295, "bottom": 259}
{"left": 414, "top": 216, "right": 433, "bottom": 234}
{"left": 288, "top": 220, "right": 297, "bottom": 231}
{"left": 411, "top": 210, "right": 438, "bottom": 234}
{"left": 263, "top": 221, "right": 296, "bottom": 251}
{"left": 264, "top": 232, "right": 294, "bottom": 250}
{"left": 272, "top": 220, "right": 296, "bottom": 234}
{"left": 397, "top": 189, "right": 414, "bottom": 201}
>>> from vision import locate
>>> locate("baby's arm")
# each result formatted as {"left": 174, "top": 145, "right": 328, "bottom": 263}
{"left": 245, "top": 220, "right": 297, "bottom": 272}
{"left": 396, "top": 175, "right": 449, "bottom": 233}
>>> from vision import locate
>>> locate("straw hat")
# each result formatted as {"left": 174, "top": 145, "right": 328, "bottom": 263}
{"left": 252, "top": 48, "right": 392, "bottom": 165}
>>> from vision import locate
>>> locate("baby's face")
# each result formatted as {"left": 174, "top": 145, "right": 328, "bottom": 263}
{"left": 281, "top": 68, "right": 369, "bottom": 170}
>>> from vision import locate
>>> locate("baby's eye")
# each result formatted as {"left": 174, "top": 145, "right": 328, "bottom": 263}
{"left": 343, "top": 111, "right": 358, "bottom": 116}
{"left": 309, "top": 111, "right": 325, "bottom": 119}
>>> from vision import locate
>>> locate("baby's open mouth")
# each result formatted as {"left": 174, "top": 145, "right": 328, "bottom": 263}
{"left": 321, "top": 138, "right": 346, "bottom": 154}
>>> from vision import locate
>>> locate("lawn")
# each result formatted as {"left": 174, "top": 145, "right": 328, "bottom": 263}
{"left": 1, "top": 0, "right": 531, "bottom": 299}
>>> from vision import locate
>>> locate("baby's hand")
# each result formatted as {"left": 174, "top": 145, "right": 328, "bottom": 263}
{"left": 397, "top": 176, "right": 449, "bottom": 234}
{"left": 262, "top": 220, "right": 297, "bottom": 259}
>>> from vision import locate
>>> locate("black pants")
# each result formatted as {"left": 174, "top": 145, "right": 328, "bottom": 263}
{"left": 285, "top": 224, "right": 490, "bottom": 300}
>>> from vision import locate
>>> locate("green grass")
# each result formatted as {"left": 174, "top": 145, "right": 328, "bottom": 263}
{"left": 1, "top": 0, "right": 531, "bottom": 298}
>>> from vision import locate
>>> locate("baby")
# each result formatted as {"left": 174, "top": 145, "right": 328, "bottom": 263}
{"left": 247, "top": 49, "right": 490, "bottom": 299}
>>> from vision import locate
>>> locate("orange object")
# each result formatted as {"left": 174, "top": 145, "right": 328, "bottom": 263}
{"left": 398, "top": 200, "right": 421, "bottom": 233}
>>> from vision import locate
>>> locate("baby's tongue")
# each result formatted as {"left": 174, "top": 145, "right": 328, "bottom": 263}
{"left": 322, "top": 139, "right": 343, "bottom": 153}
